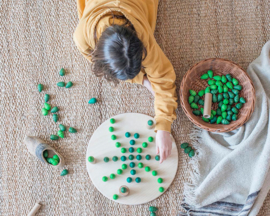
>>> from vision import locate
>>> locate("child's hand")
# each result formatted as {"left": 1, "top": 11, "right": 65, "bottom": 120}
{"left": 156, "top": 130, "right": 172, "bottom": 163}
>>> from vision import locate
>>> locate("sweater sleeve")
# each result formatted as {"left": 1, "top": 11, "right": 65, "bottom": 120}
{"left": 144, "top": 40, "right": 178, "bottom": 133}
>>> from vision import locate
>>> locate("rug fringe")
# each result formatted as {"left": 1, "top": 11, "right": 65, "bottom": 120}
{"left": 183, "top": 126, "right": 204, "bottom": 207}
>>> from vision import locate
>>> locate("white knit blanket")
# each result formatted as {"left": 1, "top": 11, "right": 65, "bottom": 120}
{"left": 180, "top": 41, "right": 270, "bottom": 216}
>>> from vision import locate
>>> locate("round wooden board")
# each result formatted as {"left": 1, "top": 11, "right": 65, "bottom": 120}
{"left": 86, "top": 113, "right": 178, "bottom": 205}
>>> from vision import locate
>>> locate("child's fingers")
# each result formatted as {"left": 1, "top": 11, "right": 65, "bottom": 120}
{"left": 156, "top": 144, "right": 159, "bottom": 154}
{"left": 160, "top": 151, "right": 165, "bottom": 164}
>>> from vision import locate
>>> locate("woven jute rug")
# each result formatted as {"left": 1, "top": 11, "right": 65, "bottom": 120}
{"left": 1, "top": 0, "right": 270, "bottom": 215}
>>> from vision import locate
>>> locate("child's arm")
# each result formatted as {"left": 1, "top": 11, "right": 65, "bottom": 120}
{"left": 143, "top": 39, "right": 178, "bottom": 134}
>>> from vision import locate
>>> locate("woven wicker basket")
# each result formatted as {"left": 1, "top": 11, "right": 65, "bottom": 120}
{"left": 180, "top": 58, "right": 256, "bottom": 133}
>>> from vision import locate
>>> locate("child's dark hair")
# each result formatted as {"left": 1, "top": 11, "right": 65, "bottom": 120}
{"left": 91, "top": 16, "right": 147, "bottom": 84}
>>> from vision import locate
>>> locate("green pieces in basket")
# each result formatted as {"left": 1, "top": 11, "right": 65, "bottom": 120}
{"left": 190, "top": 103, "right": 198, "bottom": 109}
{"left": 200, "top": 73, "right": 209, "bottom": 79}
{"left": 189, "top": 72, "right": 246, "bottom": 127}
{"left": 232, "top": 78, "right": 239, "bottom": 85}
{"left": 189, "top": 90, "right": 196, "bottom": 96}
{"left": 226, "top": 74, "right": 232, "bottom": 81}
{"left": 213, "top": 75, "right": 221, "bottom": 81}
{"left": 198, "top": 90, "right": 205, "bottom": 97}
{"left": 188, "top": 95, "right": 194, "bottom": 104}
{"left": 192, "top": 110, "right": 201, "bottom": 116}
{"left": 207, "top": 70, "right": 213, "bottom": 78}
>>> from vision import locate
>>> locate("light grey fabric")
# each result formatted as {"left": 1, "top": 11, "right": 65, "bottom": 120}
{"left": 183, "top": 41, "right": 270, "bottom": 216}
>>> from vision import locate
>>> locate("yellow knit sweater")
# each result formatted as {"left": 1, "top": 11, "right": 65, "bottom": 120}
{"left": 74, "top": 0, "right": 177, "bottom": 132}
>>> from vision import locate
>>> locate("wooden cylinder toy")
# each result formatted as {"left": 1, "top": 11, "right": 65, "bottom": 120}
{"left": 203, "top": 93, "right": 212, "bottom": 118}
{"left": 119, "top": 185, "right": 130, "bottom": 196}
{"left": 27, "top": 202, "right": 41, "bottom": 216}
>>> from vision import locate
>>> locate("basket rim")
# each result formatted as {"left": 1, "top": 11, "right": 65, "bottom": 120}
{"left": 180, "top": 58, "right": 256, "bottom": 133}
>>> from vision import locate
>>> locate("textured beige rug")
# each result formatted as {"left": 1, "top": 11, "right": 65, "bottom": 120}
{"left": 1, "top": 0, "right": 270, "bottom": 215}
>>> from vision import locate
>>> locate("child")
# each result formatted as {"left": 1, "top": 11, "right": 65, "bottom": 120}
{"left": 74, "top": 0, "right": 177, "bottom": 163}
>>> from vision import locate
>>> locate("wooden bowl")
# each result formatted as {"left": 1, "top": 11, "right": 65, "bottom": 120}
{"left": 180, "top": 58, "right": 256, "bottom": 133}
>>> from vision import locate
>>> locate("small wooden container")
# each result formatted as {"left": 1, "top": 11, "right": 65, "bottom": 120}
{"left": 180, "top": 58, "right": 256, "bottom": 133}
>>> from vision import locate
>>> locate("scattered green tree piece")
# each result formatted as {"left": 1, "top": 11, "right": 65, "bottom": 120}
{"left": 58, "top": 130, "right": 64, "bottom": 138}
{"left": 51, "top": 107, "right": 59, "bottom": 113}
{"left": 189, "top": 149, "right": 195, "bottom": 158}
{"left": 60, "top": 169, "right": 68, "bottom": 176}
{"left": 44, "top": 103, "right": 51, "bottom": 111}
{"left": 127, "top": 177, "right": 132, "bottom": 183}
{"left": 65, "top": 81, "right": 73, "bottom": 88}
{"left": 69, "top": 127, "right": 77, "bottom": 133}
{"left": 121, "top": 156, "right": 126, "bottom": 161}
{"left": 59, "top": 68, "right": 65, "bottom": 76}
{"left": 184, "top": 146, "right": 192, "bottom": 154}
{"left": 57, "top": 82, "right": 65, "bottom": 87}
{"left": 221, "top": 75, "right": 227, "bottom": 83}
{"left": 59, "top": 124, "right": 66, "bottom": 131}
{"left": 130, "top": 139, "right": 135, "bottom": 145}
{"left": 37, "top": 84, "right": 44, "bottom": 93}
{"left": 102, "top": 176, "right": 108, "bottom": 182}
{"left": 50, "top": 135, "right": 59, "bottom": 140}
{"left": 152, "top": 170, "right": 158, "bottom": 176}
{"left": 122, "top": 164, "right": 127, "bottom": 169}
{"left": 42, "top": 108, "right": 49, "bottom": 116}
{"left": 88, "top": 98, "right": 97, "bottom": 104}
{"left": 53, "top": 114, "right": 58, "bottom": 122}
{"left": 44, "top": 94, "right": 50, "bottom": 102}
{"left": 111, "top": 134, "right": 116, "bottom": 140}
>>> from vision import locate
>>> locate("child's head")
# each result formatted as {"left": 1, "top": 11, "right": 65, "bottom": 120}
{"left": 91, "top": 25, "right": 147, "bottom": 84}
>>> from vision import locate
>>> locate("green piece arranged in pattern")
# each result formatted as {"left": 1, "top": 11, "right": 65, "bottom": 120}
{"left": 109, "top": 127, "right": 114, "bottom": 132}
{"left": 104, "top": 157, "right": 109, "bottom": 162}
{"left": 59, "top": 68, "right": 65, "bottom": 76}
